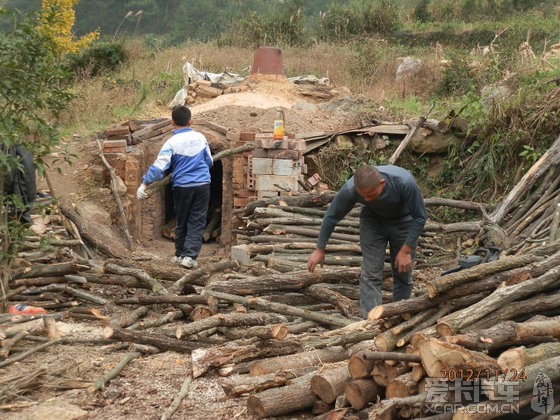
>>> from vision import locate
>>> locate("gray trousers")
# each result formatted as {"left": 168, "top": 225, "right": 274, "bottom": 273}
{"left": 359, "top": 216, "right": 415, "bottom": 318}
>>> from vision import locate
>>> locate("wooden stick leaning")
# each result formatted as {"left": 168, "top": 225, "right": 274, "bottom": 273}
{"left": 96, "top": 139, "right": 133, "bottom": 248}
{"left": 389, "top": 104, "right": 434, "bottom": 165}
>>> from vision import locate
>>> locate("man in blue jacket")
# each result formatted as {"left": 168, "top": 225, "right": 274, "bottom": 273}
{"left": 307, "top": 164, "right": 426, "bottom": 318}
{"left": 137, "top": 105, "right": 213, "bottom": 269}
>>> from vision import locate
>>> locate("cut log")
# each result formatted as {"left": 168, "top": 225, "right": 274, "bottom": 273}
{"left": 425, "top": 253, "right": 544, "bottom": 298}
{"left": 312, "top": 399, "right": 332, "bottom": 415}
{"left": 96, "top": 139, "right": 133, "bottom": 248}
{"left": 247, "top": 371, "right": 316, "bottom": 418}
{"left": 385, "top": 371, "right": 418, "bottom": 398}
{"left": 447, "top": 317, "right": 560, "bottom": 351}
{"left": 436, "top": 267, "right": 560, "bottom": 336}
{"left": 220, "top": 372, "right": 292, "bottom": 397}
{"left": 174, "top": 260, "right": 238, "bottom": 288}
{"left": 0, "top": 330, "right": 28, "bottom": 359}
{"left": 244, "top": 191, "right": 336, "bottom": 216}
{"left": 497, "top": 342, "right": 560, "bottom": 370}
{"left": 116, "top": 295, "right": 210, "bottom": 306}
{"left": 177, "top": 312, "right": 287, "bottom": 337}
{"left": 303, "top": 284, "right": 361, "bottom": 318}
{"left": 389, "top": 110, "right": 430, "bottom": 165}
{"left": 418, "top": 337, "right": 498, "bottom": 378}
{"left": 206, "top": 267, "right": 360, "bottom": 295}
{"left": 101, "top": 327, "right": 196, "bottom": 353}
{"left": 202, "top": 290, "right": 351, "bottom": 328}
{"left": 371, "top": 362, "right": 411, "bottom": 387}
{"left": 59, "top": 205, "right": 127, "bottom": 258}
{"left": 375, "top": 308, "right": 438, "bottom": 351}
{"left": 397, "top": 305, "right": 452, "bottom": 348}
{"left": 481, "top": 355, "right": 560, "bottom": 400}
{"left": 127, "top": 311, "right": 184, "bottom": 330}
{"left": 348, "top": 354, "right": 376, "bottom": 379}
{"left": 0, "top": 340, "right": 59, "bottom": 368}
{"left": 368, "top": 393, "right": 426, "bottom": 420}
{"left": 116, "top": 306, "right": 149, "bottom": 329}
{"left": 311, "top": 364, "right": 351, "bottom": 404}
{"left": 189, "top": 305, "right": 212, "bottom": 321}
{"left": 191, "top": 322, "right": 382, "bottom": 378}
{"left": 221, "top": 324, "right": 288, "bottom": 341}
{"left": 466, "top": 290, "right": 560, "bottom": 331}
{"left": 13, "top": 262, "right": 90, "bottom": 279}
{"left": 411, "top": 364, "right": 426, "bottom": 382}
{"left": 344, "top": 378, "right": 379, "bottom": 410}
{"left": 250, "top": 346, "right": 351, "bottom": 377}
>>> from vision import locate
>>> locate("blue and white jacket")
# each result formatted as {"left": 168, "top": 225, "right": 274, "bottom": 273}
{"left": 143, "top": 127, "right": 213, "bottom": 187}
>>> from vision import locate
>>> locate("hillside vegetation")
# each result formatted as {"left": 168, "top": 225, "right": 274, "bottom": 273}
{"left": 3, "top": 0, "right": 560, "bottom": 203}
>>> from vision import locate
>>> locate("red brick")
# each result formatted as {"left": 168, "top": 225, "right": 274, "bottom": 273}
{"left": 233, "top": 197, "right": 252, "bottom": 207}
{"left": 240, "top": 132, "right": 256, "bottom": 142}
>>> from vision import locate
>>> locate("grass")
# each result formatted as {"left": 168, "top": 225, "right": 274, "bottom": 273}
{"left": 58, "top": 16, "right": 560, "bottom": 203}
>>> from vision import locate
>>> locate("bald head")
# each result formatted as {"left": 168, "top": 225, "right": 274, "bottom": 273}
{"left": 354, "top": 165, "right": 382, "bottom": 190}
{"left": 354, "top": 165, "right": 385, "bottom": 202}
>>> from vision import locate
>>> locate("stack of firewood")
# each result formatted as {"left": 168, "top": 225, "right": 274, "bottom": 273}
{"left": 489, "top": 134, "right": 560, "bottom": 255}
{"left": 190, "top": 241, "right": 559, "bottom": 418}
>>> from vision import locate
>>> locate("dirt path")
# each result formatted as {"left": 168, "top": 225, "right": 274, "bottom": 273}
{"left": 1, "top": 81, "right": 363, "bottom": 420}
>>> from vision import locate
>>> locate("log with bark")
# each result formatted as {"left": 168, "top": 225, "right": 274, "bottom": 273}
{"left": 445, "top": 316, "right": 560, "bottom": 351}
{"left": 250, "top": 346, "right": 353, "bottom": 376}
{"left": 418, "top": 337, "right": 499, "bottom": 378}
{"left": 435, "top": 267, "right": 560, "bottom": 336}
{"left": 202, "top": 290, "right": 351, "bottom": 328}
{"left": 344, "top": 378, "right": 380, "bottom": 410}
{"left": 497, "top": 342, "right": 560, "bottom": 370}
{"left": 311, "top": 363, "right": 351, "bottom": 404}
{"left": 206, "top": 267, "right": 360, "bottom": 295}
{"left": 247, "top": 371, "right": 317, "bottom": 418}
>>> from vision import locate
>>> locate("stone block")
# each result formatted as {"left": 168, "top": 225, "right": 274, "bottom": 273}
{"left": 272, "top": 159, "right": 294, "bottom": 176}
{"left": 256, "top": 175, "right": 299, "bottom": 192}
{"left": 252, "top": 158, "right": 273, "bottom": 175}
{"left": 231, "top": 245, "right": 252, "bottom": 266}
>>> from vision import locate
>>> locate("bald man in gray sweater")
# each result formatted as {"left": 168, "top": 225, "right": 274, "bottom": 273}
{"left": 308, "top": 164, "right": 427, "bottom": 318}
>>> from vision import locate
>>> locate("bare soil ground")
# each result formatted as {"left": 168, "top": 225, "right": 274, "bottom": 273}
{"left": 1, "top": 80, "right": 369, "bottom": 420}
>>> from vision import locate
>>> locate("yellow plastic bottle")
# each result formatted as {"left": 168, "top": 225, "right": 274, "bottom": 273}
{"left": 273, "top": 108, "right": 285, "bottom": 140}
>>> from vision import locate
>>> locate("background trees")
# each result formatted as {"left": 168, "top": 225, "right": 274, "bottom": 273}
{"left": 0, "top": 8, "right": 75, "bottom": 309}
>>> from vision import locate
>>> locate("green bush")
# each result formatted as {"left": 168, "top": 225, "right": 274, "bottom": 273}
{"left": 435, "top": 55, "right": 478, "bottom": 97}
{"left": 360, "top": 0, "right": 400, "bottom": 35}
{"left": 66, "top": 41, "right": 127, "bottom": 77}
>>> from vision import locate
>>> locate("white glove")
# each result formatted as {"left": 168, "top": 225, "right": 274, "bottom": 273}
{"left": 136, "top": 183, "right": 148, "bottom": 200}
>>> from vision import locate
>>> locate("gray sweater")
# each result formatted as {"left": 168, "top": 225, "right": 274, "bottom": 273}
{"left": 317, "top": 165, "right": 427, "bottom": 250}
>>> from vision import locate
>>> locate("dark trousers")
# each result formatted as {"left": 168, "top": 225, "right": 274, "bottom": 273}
{"left": 359, "top": 217, "right": 415, "bottom": 318}
{"left": 173, "top": 184, "right": 210, "bottom": 260}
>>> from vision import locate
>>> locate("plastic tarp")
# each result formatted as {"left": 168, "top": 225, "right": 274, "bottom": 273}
{"left": 169, "top": 62, "right": 247, "bottom": 108}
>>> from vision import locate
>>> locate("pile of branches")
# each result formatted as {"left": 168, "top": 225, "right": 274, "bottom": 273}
{"left": 1, "top": 135, "right": 559, "bottom": 418}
